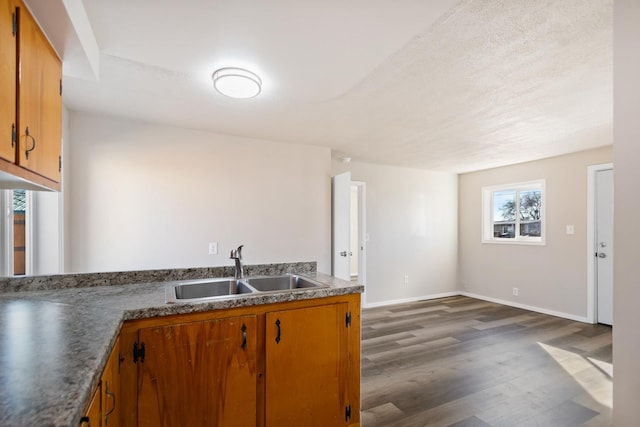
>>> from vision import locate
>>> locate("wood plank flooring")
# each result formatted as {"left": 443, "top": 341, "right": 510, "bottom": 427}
{"left": 361, "top": 296, "right": 612, "bottom": 427}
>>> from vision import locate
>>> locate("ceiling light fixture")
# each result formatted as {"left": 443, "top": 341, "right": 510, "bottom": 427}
{"left": 212, "top": 67, "right": 262, "bottom": 99}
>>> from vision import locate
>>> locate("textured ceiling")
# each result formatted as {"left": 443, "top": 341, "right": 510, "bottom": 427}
{"left": 55, "top": 0, "right": 612, "bottom": 173}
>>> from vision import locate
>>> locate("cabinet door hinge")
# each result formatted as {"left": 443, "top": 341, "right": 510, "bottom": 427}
{"left": 133, "top": 341, "right": 145, "bottom": 363}
{"left": 346, "top": 312, "right": 351, "bottom": 328}
{"left": 12, "top": 11, "right": 17, "bottom": 36}
{"left": 345, "top": 404, "right": 351, "bottom": 422}
{"left": 11, "top": 124, "right": 16, "bottom": 147}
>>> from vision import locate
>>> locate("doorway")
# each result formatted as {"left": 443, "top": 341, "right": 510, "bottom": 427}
{"left": 0, "top": 189, "right": 31, "bottom": 276}
{"left": 331, "top": 173, "right": 367, "bottom": 300}
{"left": 587, "top": 163, "right": 614, "bottom": 325}
{"left": 350, "top": 182, "right": 366, "bottom": 285}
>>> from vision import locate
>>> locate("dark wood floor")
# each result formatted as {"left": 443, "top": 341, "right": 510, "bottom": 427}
{"left": 361, "top": 296, "right": 612, "bottom": 427}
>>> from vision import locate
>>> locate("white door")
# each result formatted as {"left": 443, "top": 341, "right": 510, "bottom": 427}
{"left": 332, "top": 172, "right": 351, "bottom": 281}
{"left": 596, "top": 169, "right": 614, "bottom": 325}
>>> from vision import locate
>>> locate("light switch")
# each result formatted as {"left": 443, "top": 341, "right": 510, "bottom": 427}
{"left": 566, "top": 225, "right": 574, "bottom": 235}
{"left": 208, "top": 242, "right": 218, "bottom": 255}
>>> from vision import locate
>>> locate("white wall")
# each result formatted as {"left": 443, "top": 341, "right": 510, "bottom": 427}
{"left": 613, "top": 0, "right": 640, "bottom": 422}
{"left": 66, "top": 112, "right": 332, "bottom": 273}
{"left": 31, "top": 107, "right": 68, "bottom": 275}
{"left": 62, "top": 106, "right": 71, "bottom": 273}
{"left": 459, "top": 147, "right": 612, "bottom": 320}
{"left": 32, "top": 191, "right": 61, "bottom": 275}
{"left": 332, "top": 160, "right": 458, "bottom": 306}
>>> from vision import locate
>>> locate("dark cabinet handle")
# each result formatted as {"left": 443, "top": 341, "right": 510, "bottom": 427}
{"left": 241, "top": 323, "right": 247, "bottom": 350}
{"left": 104, "top": 380, "right": 116, "bottom": 425}
{"left": 275, "top": 319, "right": 281, "bottom": 344}
{"left": 24, "top": 127, "right": 36, "bottom": 159}
{"left": 79, "top": 416, "right": 90, "bottom": 427}
{"left": 11, "top": 124, "right": 16, "bottom": 147}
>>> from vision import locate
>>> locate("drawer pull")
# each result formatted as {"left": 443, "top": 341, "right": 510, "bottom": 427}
{"left": 275, "top": 319, "right": 281, "bottom": 344}
{"left": 24, "top": 127, "right": 36, "bottom": 159}
{"left": 241, "top": 323, "right": 247, "bottom": 350}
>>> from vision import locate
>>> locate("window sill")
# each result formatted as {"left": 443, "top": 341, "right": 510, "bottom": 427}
{"left": 482, "top": 239, "right": 546, "bottom": 246}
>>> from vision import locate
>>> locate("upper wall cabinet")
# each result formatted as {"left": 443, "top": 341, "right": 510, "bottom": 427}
{"left": 0, "top": 0, "right": 17, "bottom": 164}
{"left": 0, "top": 0, "right": 62, "bottom": 191}
{"left": 17, "top": 0, "right": 62, "bottom": 183}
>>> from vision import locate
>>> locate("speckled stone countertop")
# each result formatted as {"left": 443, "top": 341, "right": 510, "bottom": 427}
{"left": 0, "top": 263, "right": 363, "bottom": 427}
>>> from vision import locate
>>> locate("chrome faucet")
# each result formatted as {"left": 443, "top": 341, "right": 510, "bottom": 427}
{"left": 230, "top": 245, "right": 244, "bottom": 280}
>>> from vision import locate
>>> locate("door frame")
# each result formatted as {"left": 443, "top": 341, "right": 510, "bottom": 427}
{"left": 586, "top": 162, "right": 613, "bottom": 324}
{"left": 0, "top": 190, "right": 12, "bottom": 276}
{"left": 352, "top": 181, "right": 367, "bottom": 304}
{"left": 25, "top": 191, "right": 34, "bottom": 275}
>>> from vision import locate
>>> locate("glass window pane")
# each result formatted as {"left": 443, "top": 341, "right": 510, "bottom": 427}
{"left": 493, "top": 190, "right": 516, "bottom": 221}
{"left": 13, "top": 189, "right": 26, "bottom": 212}
{"left": 519, "top": 189, "right": 541, "bottom": 221}
{"left": 520, "top": 221, "right": 541, "bottom": 237}
{"left": 493, "top": 223, "right": 515, "bottom": 238}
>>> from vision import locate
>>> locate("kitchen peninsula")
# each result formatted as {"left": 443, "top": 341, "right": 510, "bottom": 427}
{"left": 0, "top": 263, "right": 363, "bottom": 426}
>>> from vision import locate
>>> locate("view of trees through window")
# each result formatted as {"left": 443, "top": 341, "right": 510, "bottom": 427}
{"left": 493, "top": 188, "right": 542, "bottom": 239}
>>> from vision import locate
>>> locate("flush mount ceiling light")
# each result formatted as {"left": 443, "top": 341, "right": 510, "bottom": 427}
{"left": 212, "top": 67, "right": 262, "bottom": 99}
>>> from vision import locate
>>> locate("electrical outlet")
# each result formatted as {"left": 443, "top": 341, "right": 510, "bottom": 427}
{"left": 208, "top": 242, "right": 218, "bottom": 255}
{"left": 512, "top": 287, "right": 519, "bottom": 296}
{"left": 404, "top": 275, "right": 409, "bottom": 285}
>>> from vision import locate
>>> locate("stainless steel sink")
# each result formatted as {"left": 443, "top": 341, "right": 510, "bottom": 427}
{"left": 172, "top": 278, "right": 253, "bottom": 300}
{"left": 241, "top": 274, "right": 329, "bottom": 292}
{"left": 167, "top": 274, "right": 329, "bottom": 304}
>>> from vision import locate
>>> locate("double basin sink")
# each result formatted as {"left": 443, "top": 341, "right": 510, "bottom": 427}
{"left": 169, "top": 274, "right": 329, "bottom": 302}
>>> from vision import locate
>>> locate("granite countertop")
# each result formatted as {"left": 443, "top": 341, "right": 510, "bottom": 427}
{"left": 0, "top": 264, "right": 363, "bottom": 427}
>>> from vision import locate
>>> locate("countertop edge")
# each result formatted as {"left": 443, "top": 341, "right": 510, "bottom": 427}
{"left": 0, "top": 262, "right": 318, "bottom": 293}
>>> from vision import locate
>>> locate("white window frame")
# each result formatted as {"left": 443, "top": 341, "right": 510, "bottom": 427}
{"left": 25, "top": 191, "right": 34, "bottom": 275}
{"left": 482, "top": 179, "right": 546, "bottom": 245}
{"left": 0, "top": 191, "right": 12, "bottom": 276}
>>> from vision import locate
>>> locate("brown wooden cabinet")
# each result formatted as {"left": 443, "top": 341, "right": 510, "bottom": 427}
{"left": 0, "top": 0, "right": 17, "bottom": 164}
{"left": 265, "top": 303, "right": 352, "bottom": 426}
{"left": 136, "top": 315, "right": 258, "bottom": 427}
{"left": 102, "top": 338, "right": 121, "bottom": 427}
{"left": 80, "top": 387, "right": 102, "bottom": 427}
{"left": 118, "top": 293, "right": 361, "bottom": 427}
{"left": 0, "top": 0, "right": 62, "bottom": 190}
{"left": 80, "top": 338, "right": 121, "bottom": 427}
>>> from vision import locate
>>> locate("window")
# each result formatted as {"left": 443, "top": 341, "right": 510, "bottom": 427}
{"left": 1, "top": 189, "right": 29, "bottom": 276}
{"left": 482, "top": 180, "right": 545, "bottom": 245}
{"left": 1, "top": 189, "right": 61, "bottom": 276}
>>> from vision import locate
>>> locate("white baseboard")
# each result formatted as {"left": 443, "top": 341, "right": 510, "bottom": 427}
{"left": 460, "top": 291, "right": 591, "bottom": 323}
{"left": 363, "top": 291, "right": 460, "bottom": 309}
{"left": 363, "top": 290, "right": 591, "bottom": 323}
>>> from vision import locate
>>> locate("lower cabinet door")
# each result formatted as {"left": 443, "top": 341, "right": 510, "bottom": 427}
{"left": 265, "top": 303, "right": 350, "bottom": 426}
{"left": 81, "top": 386, "right": 101, "bottom": 427}
{"left": 137, "top": 315, "right": 257, "bottom": 427}
{"left": 102, "top": 338, "right": 120, "bottom": 427}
